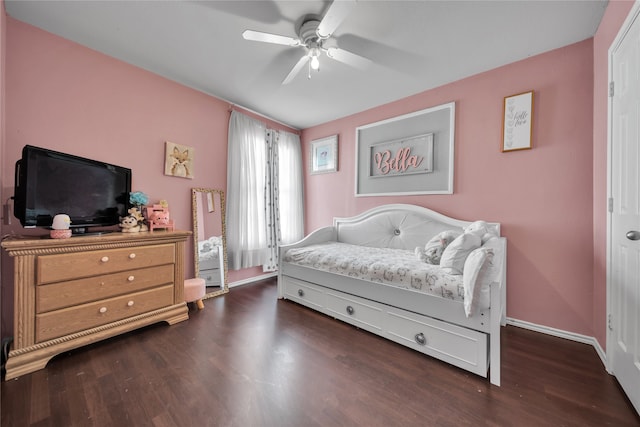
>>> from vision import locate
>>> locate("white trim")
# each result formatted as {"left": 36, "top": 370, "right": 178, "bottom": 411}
{"left": 606, "top": 0, "right": 640, "bottom": 374}
{"left": 507, "top": 318, "right": 607, "bottom": 368}
{"left": 229, "top": 272, "right": 277, "bottom": 288}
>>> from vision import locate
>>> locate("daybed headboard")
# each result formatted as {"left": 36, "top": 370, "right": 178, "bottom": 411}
{"left": 333, "top": 204, "right": 500, "bottom": 250}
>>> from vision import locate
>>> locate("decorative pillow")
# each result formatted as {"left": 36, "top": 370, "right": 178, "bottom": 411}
{"left": 462, "top": 248, "right": 490, "bottom": 317}
{"left": 415, "top": 230, "right": 461, "bottom": 264}
{"left": 463, "top": 237, "right": 505, "bottom": 317}
{"left": 439, "top": 232, "right": 482, "bottom": 275}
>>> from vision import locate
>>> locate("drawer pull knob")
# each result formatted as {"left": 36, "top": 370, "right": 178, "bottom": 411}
{"left": 128, "top": 276, "right": 135, "bottom": 282}
{"left": 99, "top": 307, "right": 107, "bottom": 314}
{"left": 129, "top": 253, "right": 136, "bottom": 259}
{"left": 346, "top": 305, "right": 355, "bottom": 315}
{"left": 127, "top": 301, "right": 134, "bottom": 307}
{"left": 415, "top": 333, "right": 426, "bottom": 346}
{"left": 297, "top": 289, "right": 304, "bottom": 297}
{"left": 101, "top": 256, "right": 109, "bottom": 263}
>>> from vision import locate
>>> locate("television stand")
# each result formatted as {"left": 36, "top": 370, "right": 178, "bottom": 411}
{"left": 1, "top": 231, "right": 191, "bottom": 380}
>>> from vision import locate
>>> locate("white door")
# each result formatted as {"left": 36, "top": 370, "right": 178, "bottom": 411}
{"left": 609, "top": 2, "right": 640, "bottom": 416}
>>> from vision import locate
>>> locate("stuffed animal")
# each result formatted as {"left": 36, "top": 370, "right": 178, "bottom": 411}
{"left": 126, "top": 207, "right": 148, "bottom": 231}
{"left": 119, "top": 215, "right": 144, "bottom": 233}
{"left": 415, "top": 230, "right": 461, "bottom": 264}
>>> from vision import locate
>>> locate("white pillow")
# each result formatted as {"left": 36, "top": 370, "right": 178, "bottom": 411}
{"left": 462, "top": 248, "right": 490, "bottom": 317}
{"left": 440, "top": 233, "right": 482, "bottom": 275}
{"left": 463, "top": 237, "right": 505, "bottom": 317}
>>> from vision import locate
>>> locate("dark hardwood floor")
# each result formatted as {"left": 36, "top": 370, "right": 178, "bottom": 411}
{"left": 2, "top": 278, "right": 638, "bottom": 426}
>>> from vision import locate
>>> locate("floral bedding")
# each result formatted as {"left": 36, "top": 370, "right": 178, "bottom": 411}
{"left": 283, "top": 241, "right": 466, "bottom": 303}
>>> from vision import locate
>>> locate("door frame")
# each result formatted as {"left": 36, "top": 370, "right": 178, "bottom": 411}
{"left": 606, "top": 0, "right": 640, "bottom": 373}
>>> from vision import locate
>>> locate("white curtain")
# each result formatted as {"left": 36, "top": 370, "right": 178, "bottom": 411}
{"left": 226, "top": 111, "right": 268, "bottom": 270}
{"left": 227, "top": 111, "right": 304, "bottom": 271}
{"left": 263, "top": 130, "right": 304, "bottom": 272}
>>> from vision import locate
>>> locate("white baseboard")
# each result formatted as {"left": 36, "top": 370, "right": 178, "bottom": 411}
{"left": 506, "top": 317, "right": 607, "bottom": 368}
{"left": 229, "top": 272, "right": 277, "bottom": 288}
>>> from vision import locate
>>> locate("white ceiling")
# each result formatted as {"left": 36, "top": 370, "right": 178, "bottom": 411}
{"left": 5, "top": 0, "right": 607, "bottom": 130}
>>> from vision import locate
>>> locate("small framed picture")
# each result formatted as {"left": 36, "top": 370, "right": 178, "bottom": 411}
{"left": 502, "top": 91, "right": 534, "bottom": 152}
{"left": 310, "top": 135, "right": 338, "bottom": 174}
{"left": 164, "top": 141, "right": 194, "bottom": 179}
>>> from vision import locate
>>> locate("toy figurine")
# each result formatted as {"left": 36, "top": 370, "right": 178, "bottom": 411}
{"left": 50, "top": 214, "right": 72, "bottom": 239}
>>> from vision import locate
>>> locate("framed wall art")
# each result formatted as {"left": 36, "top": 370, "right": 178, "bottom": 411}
{"left": 164, "top": 141, "right": 194, "bottom": 179}
{"left": 502, "top": 91, "right": 534, "bottom": 152}
{"left": 355, "top": 102, "right": 455, "bottom": 196}
{"left": 310, "top": 135, "right": 338, "bottom": 174}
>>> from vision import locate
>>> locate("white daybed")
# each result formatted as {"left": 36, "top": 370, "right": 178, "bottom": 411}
{"left": 277, "top": 204, "right": 506, "bottom": 386}
{"left": 197, "top": 236, "right": 224, "bottom": 287}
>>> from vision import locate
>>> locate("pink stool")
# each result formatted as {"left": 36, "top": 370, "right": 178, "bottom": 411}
{"left": 184, "top": 278, "right": 205, "bottom": 310}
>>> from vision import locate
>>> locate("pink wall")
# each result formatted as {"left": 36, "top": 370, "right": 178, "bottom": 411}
{"left": 302, "top": 39, "right": 596, "bottom": 336}
{"left": 0, "top": 18, "right": 294, "bottom": 286}
{"left": 592, "top": 0, "right": 635, "bottom": 348}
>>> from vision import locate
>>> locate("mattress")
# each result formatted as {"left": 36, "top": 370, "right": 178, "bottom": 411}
{"left": 283, "top": 241, "right": 466, "bottom": 303}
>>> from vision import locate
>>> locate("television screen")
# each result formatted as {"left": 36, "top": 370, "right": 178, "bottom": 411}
{"left": 14, "top": 145, "right": 132, "bottom": 230}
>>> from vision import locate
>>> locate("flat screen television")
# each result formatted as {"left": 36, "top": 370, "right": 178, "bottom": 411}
{"left": 13, "top": 145, "right": 132, "bottom": 233}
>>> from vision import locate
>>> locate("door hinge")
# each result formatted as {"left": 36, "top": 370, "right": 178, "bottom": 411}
{"left": 609, "top": 81, "right": 615, "bottom": 97}
{"left": 608, "top": 197, "right": 614, "bottom": 213}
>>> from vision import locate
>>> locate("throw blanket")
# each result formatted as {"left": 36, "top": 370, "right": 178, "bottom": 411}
{"left": 283, "top": 241, "right": 470, "bottom": 304}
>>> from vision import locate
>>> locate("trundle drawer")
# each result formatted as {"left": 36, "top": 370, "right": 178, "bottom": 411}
{"left": 385, "top": 307, "right": 488, "bottom": 375}
{"left": 37, "top": 244, "right": 175, "bottom": 284}
{"left": 325, "top": 291, "right": 383, "bottom": 334}
{"left": 36, "top": 264, "right": 175, "bottom": 313}
{"left": 282, "top": 277, "right": 325, "bottom": 310}
{"left": 35, "top": 285, "right": 175, "bottom": 342}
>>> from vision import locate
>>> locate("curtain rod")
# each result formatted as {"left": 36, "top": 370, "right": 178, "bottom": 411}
{"left": 227, "top": 103, "right": 300, "bottom": 133}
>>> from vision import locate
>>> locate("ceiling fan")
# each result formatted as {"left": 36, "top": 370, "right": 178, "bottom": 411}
{"left": 242, "top": 0, "right": 372, "bottom": 84}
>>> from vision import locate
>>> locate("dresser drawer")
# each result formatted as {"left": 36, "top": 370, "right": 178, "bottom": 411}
{"left": 37, "top": 264, "right": 175, "bottom": 313}
{"left": 282, "top": 277, "right": 325, "bottom": 310}
{"left": 325, "top": 291, "right": 383, "bottom": 334}
{"left": 385, "top": 307, "right": 488, "bottom": 375}
{"left": 37, "top": 244, "right": 175, "bottom": 284}
{"left": 35, "top": 285, "right": 175, "bottom": 342}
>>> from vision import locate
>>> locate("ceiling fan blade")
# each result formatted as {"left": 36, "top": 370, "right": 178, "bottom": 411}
{"left": 316, "top": 0, "right": 356, "bottom": 39}
{"left": 242, "top": 30, "right": 300, "bottom": 46}
{"left": 282, "top": 55, "right": 310, "bottom": 85}
{"left": 326, "top": 47, "right": 372, "bottom": 70}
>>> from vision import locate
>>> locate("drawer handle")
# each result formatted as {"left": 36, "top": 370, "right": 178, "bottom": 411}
{"left": 101, "top": 256, "right": 109, "bottom": 263}
{"left": 128, "top": 275, "right": 135, "bottom": 282}
{"left": 297, "top": 289, "right": 304, "bottom": 297}
{"left": 346, "top": 305, "right": 355, "bottom": 315}
{"left": 127, "top": 301, "right": 134, "bottom": 307}
{"left": 99, "top": 307, "right": 107, "bottom": 314}
{"left": 129, "top": 253, "right": 136, "bottom": 259}
{"left": 415, "top": 332, "right": 426, "bottom": 346}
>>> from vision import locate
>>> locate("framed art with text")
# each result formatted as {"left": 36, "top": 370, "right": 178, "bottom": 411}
{"left": 355, "top": 102, "right": 455, "bottom": 196}
{"left": 502, "top": 90, "right": 534, "bottom": 152}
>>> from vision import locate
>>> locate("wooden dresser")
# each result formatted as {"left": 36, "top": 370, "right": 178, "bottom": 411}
{"left": 1, "top": 230, "right": 191, "bottom": 380}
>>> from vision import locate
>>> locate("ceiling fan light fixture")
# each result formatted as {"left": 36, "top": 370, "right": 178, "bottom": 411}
{"left": 310, "top": 49, "right": 321, "bottom": 70}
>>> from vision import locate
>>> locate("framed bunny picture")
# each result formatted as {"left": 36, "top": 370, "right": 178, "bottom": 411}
{"left": 164, "top": 141, "right": 194, "bottom": 179}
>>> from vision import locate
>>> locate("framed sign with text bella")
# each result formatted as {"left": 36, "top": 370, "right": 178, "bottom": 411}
{"left": 355, "top": 102, "right": 455, "bottom": 196}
